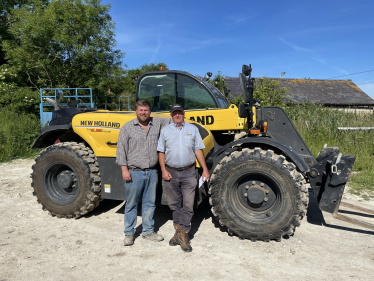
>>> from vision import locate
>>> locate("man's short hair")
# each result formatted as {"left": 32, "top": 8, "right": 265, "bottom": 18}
{"left": 135, "top": 99, "right": 151, "bottom": 110}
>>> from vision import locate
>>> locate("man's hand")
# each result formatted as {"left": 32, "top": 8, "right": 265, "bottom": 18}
{"left": 195, "top": 150, "right": 210, "bottom": 181}
{"left": 121, "top": 166, "right": 131, "bottom": 181}
{"left": 162, "top": 169, "right": 172, "bottom": 181}
{"left": 202, "top": 169, "right": 210, "bottom": 182}
{"left": 158, "top": 152, "right": 171, "bottom": 180}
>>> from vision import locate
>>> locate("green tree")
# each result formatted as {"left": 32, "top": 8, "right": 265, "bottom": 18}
{"left": 254, "top": 73, "right": 288, "bottom": 107}
{"left": 3, "top": 0, "right": 124, "bottom": 93}
{"left": 208, "top": 71, "right": 227, "bottom": 92}
{"left": 0, "top": 1, "right": 30, "bottom": 65}
{"left": 228, "top": 73, "right": 288, "bottom": 107}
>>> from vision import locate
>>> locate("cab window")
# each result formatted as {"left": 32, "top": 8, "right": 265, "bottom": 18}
{"left": 138, "top": 73, "right": 218, "bottom": 111}
{"left": 177, "top": 74, "right": 217, "bottom": 110}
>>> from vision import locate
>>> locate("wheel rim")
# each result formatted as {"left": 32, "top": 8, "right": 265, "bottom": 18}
{"left": 43, "top": 162, "right": 80, "bottom": 204}
{"left": 230, "top": 171, "right": 283, "bottom": 221}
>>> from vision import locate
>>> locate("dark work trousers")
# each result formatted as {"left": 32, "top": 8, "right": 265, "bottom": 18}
{"left": 163, "top": 166, "right": 197, "bottom": 232}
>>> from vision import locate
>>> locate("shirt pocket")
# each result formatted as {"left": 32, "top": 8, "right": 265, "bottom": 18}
{"left": 183, "top": 134, "right": 193, "bottom": 147}
{"left": 148, "top": 130, "right": 159, "bottom": 145}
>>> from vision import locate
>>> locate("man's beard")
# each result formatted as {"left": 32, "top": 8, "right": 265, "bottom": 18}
{"left": 138, "top": 114, "right": 149, "bottom": 122}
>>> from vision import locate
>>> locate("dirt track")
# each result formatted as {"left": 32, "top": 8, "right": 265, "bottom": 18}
{"left": 1, "top": 159, "right": 374, "bottom": 281}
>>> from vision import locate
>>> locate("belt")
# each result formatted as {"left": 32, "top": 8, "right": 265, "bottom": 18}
{"left": 165, "top": 163, "right": 195, "bottom": 171}
{"left": 129, "top": 167, "right": 154, "bottom": 171}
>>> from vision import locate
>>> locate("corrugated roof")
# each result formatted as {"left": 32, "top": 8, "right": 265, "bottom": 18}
{"left": 225, "top": 77, "right": 374, "bottom": 106}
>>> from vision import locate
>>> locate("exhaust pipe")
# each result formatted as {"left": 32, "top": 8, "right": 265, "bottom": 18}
{"left": 45, "top": 97, "right": 60, "bottom": 110}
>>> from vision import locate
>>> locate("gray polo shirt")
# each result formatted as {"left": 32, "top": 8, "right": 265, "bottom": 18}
{"left": 157, "top": 122, "right": 205, "bottom": 168}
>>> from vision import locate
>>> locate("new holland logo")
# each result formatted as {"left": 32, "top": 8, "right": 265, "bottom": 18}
{"left": 80, "top": 120, "right": 120, "bottom": 128}
{"left": 189, "top": 115, "right": 214, "bottom": 125}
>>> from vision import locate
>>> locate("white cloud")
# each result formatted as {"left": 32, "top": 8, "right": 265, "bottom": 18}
{"left": 151, "top": 38, "right": 163, "bottom": 62}
{"left": 225, "top": 14, "right": 252, "bottom": 25}
{"left": 311, "top": 57, "right": 326, "bottom": 65}
{"left": 278, "top": 37, "right": 313, "bottom": 53}
{"left": 280, "top": 24, "right": 372, "bottom": 38}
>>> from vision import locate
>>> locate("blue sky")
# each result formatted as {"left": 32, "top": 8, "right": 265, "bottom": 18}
{"left": 101, "top": 0, "right": 374, "bottom": 98}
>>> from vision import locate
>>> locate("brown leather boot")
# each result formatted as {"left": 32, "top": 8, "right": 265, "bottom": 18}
{"left": 169, "top": 224, "right": 180, "bottom": 246}
{"left": 176, "top": 229, "right": 192, "bottom": 252}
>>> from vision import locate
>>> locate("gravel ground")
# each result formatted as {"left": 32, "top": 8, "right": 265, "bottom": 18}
{"left": 1, "top": 158, "right": 373, "bottom": 281}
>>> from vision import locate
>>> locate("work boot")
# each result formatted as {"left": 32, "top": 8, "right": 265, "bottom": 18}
{"left": 123, "top": 234, "right": 134, "bottom": 246}
{"left": 176, "top": 230, "right": 192, "bottom": 252}
{"left": 169, "top": 224, "right": 180, "bottom": 246}
{"left": 142, "top": 232, "right": 164, "bottom": 242}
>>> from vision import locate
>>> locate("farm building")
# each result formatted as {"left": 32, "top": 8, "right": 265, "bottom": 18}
{"left": 224, "top": 77, "right": 374, "bottom": 109}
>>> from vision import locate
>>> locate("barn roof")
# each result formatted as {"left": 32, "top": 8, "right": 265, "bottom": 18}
{"left": 224, "top": 77, "right": 374, "bottom": 107}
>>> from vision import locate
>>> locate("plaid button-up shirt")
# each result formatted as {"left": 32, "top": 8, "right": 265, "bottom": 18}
{"left": 116, "top": 116, "right": 171, "bottom": 169}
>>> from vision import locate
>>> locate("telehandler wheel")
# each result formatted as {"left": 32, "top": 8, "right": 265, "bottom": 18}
{"left": 31, "top": 142, "right": 102, "bottom": 218}
{"left": 209, "top": 147, "right": 309, "bottom": 241}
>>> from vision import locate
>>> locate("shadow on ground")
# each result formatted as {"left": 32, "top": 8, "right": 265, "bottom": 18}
{"left": 84, "top": 199, "right": 124, "bottom": 218}
{"left": 307, "top": 189, "right": 374, "bottom": 235}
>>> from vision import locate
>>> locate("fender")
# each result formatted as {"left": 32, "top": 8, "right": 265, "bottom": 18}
{"left": 207, "top": 137, "right": 312, "bottom": 174}
{"left": 31, "top": 124, "right": 71, "bottom": 148}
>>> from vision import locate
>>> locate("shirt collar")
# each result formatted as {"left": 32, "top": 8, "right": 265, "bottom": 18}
{"left": 134, "top": 117, "right": 153, "bottom": 126}
{"left": 172, "top": 121, "right": 185, "bottom": 128}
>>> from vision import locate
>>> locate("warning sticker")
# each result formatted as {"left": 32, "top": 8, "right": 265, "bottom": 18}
{"left": 104, "top": 184, "right": 111, "bottom": 193}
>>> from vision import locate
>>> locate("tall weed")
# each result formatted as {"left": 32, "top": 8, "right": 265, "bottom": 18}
{"left": 285, "top": 102, "right": 374, "bottom": 197}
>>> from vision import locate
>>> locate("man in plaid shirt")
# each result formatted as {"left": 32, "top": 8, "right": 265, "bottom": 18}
{"left": 116, "top": 99, "right": 171, "bottom": 246}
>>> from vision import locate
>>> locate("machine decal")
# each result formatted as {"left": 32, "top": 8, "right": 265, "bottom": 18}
{"left": 104, "top": 184, "right": 111, "bottom": 193}
{"left": 189, "top": 115, "right": 214, "bottom": 125}
{"left": 87, "top": 128, "right": 111, "bottom": 133}
{"left": 78, "top": 120, "right": 121, "bottom": 128}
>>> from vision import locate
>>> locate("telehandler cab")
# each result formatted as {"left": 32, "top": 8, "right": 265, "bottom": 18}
{"left": 31, "top": 64, "right": 371, "bottom": 241}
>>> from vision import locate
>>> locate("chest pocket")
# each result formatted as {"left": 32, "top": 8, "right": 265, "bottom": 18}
{"left": 147, "top": 127, "right": 160, "bottom": 144}
{"left": 183, "top": 134, "right": 194, "bottom": 147}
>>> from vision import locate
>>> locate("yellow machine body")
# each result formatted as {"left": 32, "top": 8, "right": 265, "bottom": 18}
{"left": 71, "top": 109, "right": 239, "bottom": 167}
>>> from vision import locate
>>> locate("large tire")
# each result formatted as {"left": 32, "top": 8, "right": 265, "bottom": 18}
{"left": 31, "top": 142, "right": 102, "bottom": 218}
{"left": 209, "top": 147, "right": 309, "bottom": 241}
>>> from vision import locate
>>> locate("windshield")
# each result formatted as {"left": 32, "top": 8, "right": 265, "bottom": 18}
{"left": 138, "top": 73, "right": 222, "bottom": 111}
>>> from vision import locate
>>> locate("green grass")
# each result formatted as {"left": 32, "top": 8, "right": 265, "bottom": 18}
{"left": 285, "top": 102, "right": 374, "bottom": 198}
{"left": 0, "top": 107, "right": 41, "bottom": 162}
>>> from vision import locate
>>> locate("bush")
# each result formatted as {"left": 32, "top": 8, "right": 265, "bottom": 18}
{"left": 0, "top": 107, "right": 41, "bottom": 162}
{"left": 0, "top": 84, "right": 40, "bottom": 116}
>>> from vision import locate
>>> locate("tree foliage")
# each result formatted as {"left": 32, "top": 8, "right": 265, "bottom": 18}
{"left": 254, "top": 73, "right": 288, "bottom": 107}
{"left": 208, "top": 71, "right": 226, "bottom": 92}
{"left": 228, "top": 73, "right": 288, "bottom": 107}
{"left": 1, "top": 1, "right": 30, "bottom": 65}
{"left": 3, "top": 0, "right": 124, "bottom": 93}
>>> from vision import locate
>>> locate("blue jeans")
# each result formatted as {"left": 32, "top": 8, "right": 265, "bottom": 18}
{"left": 124, "top": 168, "right": 158, "bottom": 235}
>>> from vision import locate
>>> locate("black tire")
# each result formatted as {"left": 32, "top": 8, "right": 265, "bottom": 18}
{"left": 31, "top": 142, "right": 102, "bottom": 218}
{"left": 209, "top": 147, "right": 309, "bottom": 241}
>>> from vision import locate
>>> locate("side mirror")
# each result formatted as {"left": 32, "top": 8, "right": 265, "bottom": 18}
{"left": 239, "top": 73, "right": 251, "bottom": 103}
